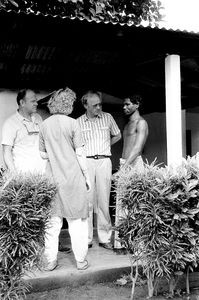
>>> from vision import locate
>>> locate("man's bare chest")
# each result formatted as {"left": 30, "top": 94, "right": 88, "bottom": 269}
{"left": 123, "top": 123, "right": 137, "bottom": 138}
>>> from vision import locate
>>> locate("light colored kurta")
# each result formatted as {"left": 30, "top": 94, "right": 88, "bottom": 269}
{"left": 39, "top": 114, "right": 88, "bottom": 219}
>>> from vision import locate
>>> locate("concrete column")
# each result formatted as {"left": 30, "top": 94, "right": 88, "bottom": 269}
{"left": 165, "top": 54, "right": 182, "bottom": 166}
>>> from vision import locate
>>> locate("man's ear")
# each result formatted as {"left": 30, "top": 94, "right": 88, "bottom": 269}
{"left": 19, "top": 99, "right": 25, "bottom": 107}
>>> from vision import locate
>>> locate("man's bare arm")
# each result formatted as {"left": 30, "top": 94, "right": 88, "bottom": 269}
{"left": 124, "top": 120, "right": 148, "bottom": 166}
{"left": 2, "top": 145, "right": 16, "bottom": 172}
{"left": 111, "top": 132, "right": 121, "bottom": 145}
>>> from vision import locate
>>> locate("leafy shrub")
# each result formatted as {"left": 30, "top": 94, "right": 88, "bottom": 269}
{"left": 114, "top": 156, "right": 199, "bottom": 299}
{"left": 0, "top": 173, "right": 57, "bottom": 300}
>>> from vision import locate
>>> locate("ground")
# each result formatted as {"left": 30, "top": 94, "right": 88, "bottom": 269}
{"left": 27, "top": 282, "right": 199, "bottom": 300}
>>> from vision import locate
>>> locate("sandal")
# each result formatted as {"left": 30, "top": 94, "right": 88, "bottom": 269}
{"left": 76, "top": 259, "right": 89, "bottom": 270}
{"left": 43, "top": 260, "right": 58, "bottom": 271}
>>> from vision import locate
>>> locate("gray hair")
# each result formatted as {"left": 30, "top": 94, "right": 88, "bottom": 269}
{"left": 81, "top": 90, "right": 102, "bottom": 106}
{"left": 48, "top": 87, "right": 76, "bottom": 115}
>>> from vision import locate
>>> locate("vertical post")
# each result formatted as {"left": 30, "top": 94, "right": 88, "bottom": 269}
{"left": 165, "top": 54, "right": 182, "bottom": 166}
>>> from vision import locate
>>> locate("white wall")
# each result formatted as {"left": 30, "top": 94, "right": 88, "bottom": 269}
{"left": 144, "top": 110, "right": 187, "bottom": 166}
{"left": 0, "top": 91, "right": 18, "bottom": 166}
{"left": 144, "top": 112, "right": 167, "bottom": 165}
{"left": 186, "top": 112, "right": 199, "bottom": 156}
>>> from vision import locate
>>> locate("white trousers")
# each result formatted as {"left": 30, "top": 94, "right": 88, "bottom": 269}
{"left": 87, "top": 158, "right": 112, "bottom": 244}
{"left": 44, "top": 216, "right": 88, "bottom": 263}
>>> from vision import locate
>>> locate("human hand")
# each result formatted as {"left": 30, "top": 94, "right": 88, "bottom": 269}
{"left": 112, "top": 171, "right": 118, "bottom": 181}
{"left": 112, "top": 170, "right": 122, "bottom": 181}
{"left": 112, "top": 158, "right": 126, "bottom": 180}
{"left": 119, "top": 158, "right": 126, "bottom": 166}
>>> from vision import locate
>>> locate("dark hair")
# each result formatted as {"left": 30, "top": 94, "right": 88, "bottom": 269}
{"left": 16, "top": 89, "right": 27, "bottom": 106}
{"left": 127, "top": 94, "right": 142, "bottom": 106}
{"left": 81, "top": 90, "right": 102, "bottom": 106}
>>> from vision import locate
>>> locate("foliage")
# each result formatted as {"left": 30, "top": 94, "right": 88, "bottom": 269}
{"left": 0, "top": 0, "right": 163, "bottom": 26}
{"left": 0, "top": 173, "right": 57, "bottom": 300}
{"left": 114, "top": 156, "right": 199, "bottom": 299}
{"left": 0, "top": 166, "right": 5, "bottom": 184}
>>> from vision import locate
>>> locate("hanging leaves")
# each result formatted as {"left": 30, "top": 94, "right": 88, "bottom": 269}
{"left": 0, "top": 0, "right": 164, "bottom": 26}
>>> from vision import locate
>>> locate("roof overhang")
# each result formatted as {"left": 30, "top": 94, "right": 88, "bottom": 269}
{"left": 1, "top": 9, "right": 199, "bottom": 113}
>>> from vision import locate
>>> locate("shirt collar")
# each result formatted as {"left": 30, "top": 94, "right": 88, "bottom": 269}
{"left": 16, "top": 111, "right": 36, "bottom": 123}
{"left": 83, "top": 112, "right": 103, "bottom": 122}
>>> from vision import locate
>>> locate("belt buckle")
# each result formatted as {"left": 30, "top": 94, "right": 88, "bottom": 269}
{"left": 94, "top": 155, "right": 98, "bottom": 159}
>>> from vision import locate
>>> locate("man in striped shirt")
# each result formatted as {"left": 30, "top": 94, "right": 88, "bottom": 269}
{"left": 78, "top": 91, "right": 121, "bottom": 250}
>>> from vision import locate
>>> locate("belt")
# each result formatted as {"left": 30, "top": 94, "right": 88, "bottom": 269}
{"left": 86, "top": 155, "right": 111, "bottom": 159}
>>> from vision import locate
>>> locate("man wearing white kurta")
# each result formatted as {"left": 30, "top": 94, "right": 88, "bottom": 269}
{"left": 1, "top": 89, "right": 46, "bottom": 174}
{"left": 78, "top": 91, "right": 121, "bottom": 250}
{"left": 39, "top": 88, "right": 91, "bottom": 271}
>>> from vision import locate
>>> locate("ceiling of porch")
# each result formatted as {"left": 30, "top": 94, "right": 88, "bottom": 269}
{"left": 1, "top": 10, "right": 199, "bottom": 114}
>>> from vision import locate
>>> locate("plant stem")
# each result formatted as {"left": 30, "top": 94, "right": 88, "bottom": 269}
{"left": 169, "top": 275, "right": 176, "bottom": 297}
{"left": 147, "top": 269, "right": 154, "bottom": 298}
{"left": 129, "top": 254, "right": 139, "bottom": 300}
{"left": 186, "top": 266, "right": 190, "bottom": 295}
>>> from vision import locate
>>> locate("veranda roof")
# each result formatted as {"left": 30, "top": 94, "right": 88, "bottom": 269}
{"left": 0, "top": 6, "right": 199, "bottom": 113}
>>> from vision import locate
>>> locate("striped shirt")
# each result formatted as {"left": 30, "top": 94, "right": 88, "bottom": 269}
{"left": 77, "top": 112, "right": 120, "bottom": 156}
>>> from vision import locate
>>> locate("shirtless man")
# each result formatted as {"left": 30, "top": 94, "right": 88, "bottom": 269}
{"left": 121, "top": 95, "right": 148, "bottom": 168}
{"left": 114, "top": 94, "right": 148, "bottom": 250}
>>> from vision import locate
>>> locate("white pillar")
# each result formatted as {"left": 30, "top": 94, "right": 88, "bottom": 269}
{"left": 165, "top": 54, "right": 182, "bottom": 166}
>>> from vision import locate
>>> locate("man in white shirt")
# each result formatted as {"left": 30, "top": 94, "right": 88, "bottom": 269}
{"left": 78, "top": 91, "right": 121, "bottom": 250}
{"left": 1, "top": 89, "right": 45, "bottom": 174}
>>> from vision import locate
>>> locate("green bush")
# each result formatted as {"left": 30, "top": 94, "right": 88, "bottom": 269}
{"left": 0, "top": 173, "right": 57, "bottom": 300}
{"left": 114, "top": 157, "right": 199, "bottom": 299}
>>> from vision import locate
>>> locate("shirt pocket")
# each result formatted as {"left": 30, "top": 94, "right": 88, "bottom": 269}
{"left": 81, "top": 128, "right": 92, "bottom": 141}
{"left": 100, "top": 126, "right": 109, "bottom": 130}
{"left": 82, "top": 128, "right": 92, "bottom": 136}
{"left": 82, "top": 128, "right": 92, "bottom": 132}
{"left": 99, "top": 126, "right": 109, "bottom": 139}
{"left": 16, "top": 127, "right": 38, "bottom": 146}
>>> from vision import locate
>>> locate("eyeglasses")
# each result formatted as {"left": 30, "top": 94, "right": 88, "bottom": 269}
{"left": 23, "top": 121, "right": 39, "bottom": 135}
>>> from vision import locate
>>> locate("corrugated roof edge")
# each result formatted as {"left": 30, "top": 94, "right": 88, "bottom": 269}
{"left": 1, "top": 7, "right": 199, "bottom": 36}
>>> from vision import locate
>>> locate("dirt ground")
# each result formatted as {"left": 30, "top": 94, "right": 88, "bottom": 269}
{"left": 27, "top": 282, "right": 199, "bottom": 300}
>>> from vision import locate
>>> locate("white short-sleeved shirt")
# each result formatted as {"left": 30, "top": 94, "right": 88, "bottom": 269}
{"left": 1, "top": 111, "right": 46, "bottom": 173}
{"left": 77, "top": 112, "right": 120, "bottom": 156}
